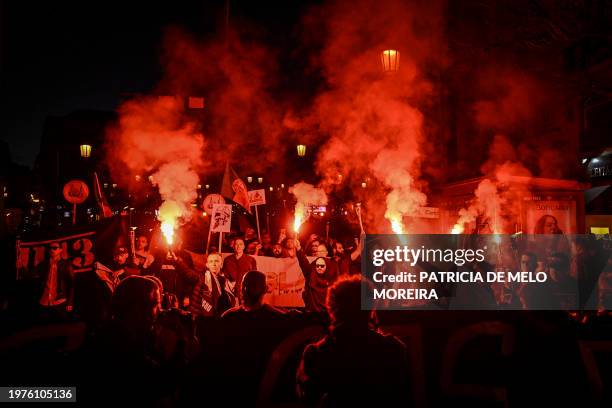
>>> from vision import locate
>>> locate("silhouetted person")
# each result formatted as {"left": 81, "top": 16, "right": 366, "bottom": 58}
{"left": 297, "top": 276, "right": 410, "bottom": 406}
{"left": 183, "top": 271, "right": 290, "bottom": 405}
{"left": 547, "top": 252, "right": 578, "bottom": 309}
{"left": 79, "top": 276, "right": 174, "bottom": 405}
{"left": 518, "top": 252, "right": 559, "bottom": 309}
{"left": 222, "top": 270, "right": 286, "bottom": 319}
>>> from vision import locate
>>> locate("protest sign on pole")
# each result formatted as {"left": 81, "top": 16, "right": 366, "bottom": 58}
{"left": 203, "top": 194, "right": 226, "bottom": 253}
{"left": 210, "top": 203, "right": 232, "bottom": 253}
{"left": 248, "top": 189, "right": 266, "bottom": 241}
{"left": 211, "top": 203, "right": 232, "bottom": 233}
{"left": 63, "top": 180, "right": 89, "bottom": 225}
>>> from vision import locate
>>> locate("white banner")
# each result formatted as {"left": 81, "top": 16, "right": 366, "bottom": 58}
{"left": 187, "top": 251, "right": 309, "bottom": 307}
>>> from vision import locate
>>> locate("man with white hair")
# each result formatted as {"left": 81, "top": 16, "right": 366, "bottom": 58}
{"left": 173, "top": 252, "right": 235, "bottom": 317}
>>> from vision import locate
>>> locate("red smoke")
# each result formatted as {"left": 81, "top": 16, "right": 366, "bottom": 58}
{"left": 106, "top": 96, "right": 204, "bottom": 231}
{"left": 296, "top": 0, "right": 447, "bottom": 233}
{"left": 157, "top": 27, "right": 289, "bottom": 175}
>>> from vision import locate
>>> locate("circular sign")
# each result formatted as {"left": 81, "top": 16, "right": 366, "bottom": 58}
{"left": 202, "top": 194, "right": 225, "bottom": 213}
{"left": 63, "top": 180, "right": 89, "bottom": 204}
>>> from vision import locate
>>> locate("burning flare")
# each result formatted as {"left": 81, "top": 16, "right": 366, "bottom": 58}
{"left": 289, "top": 182, "right": 328, "bottom": 234}
{"left": 294, "top": 204, "right": 305, "bottom": 233}
{"left": 451, "top": 224, "right": 464, "bottom": 234}
{"left": 161, "top": 221, "right": 175, "bottom": 245}
{"left": 391, "top": 217, "right": 404, "bottom": 234}
{"left": 158, "top": 200, "right": 181, "bottom": 246}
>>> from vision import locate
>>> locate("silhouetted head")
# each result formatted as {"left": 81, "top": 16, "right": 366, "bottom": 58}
{"left": 241, "top": 270, "right": 267, "bottom": 308}
{"left": 112, "top": 276, "right": 161, "bottom": 331}
{"left": 326, "top": 276, "right": 373, "bottom": 329}
{"left": 520, "top": 252, "right": 537, "bottom": 272}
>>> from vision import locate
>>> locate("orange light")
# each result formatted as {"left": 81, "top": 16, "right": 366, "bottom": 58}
{"left": 161, "top": 221, "right": 175, "bottom": 245}
{"left": 294, "top": 205, "right": 304, "bottom": 233}
{"left": 297, "top": 144, "right": 306, "bottom": 157}
{"left": 391, "top": 219, "right": 404, "bottom": 234}
{"left": 80, "top": 144, "right": 92, "bottom": 158}
{"left": 380, "top": 49, "right": 400, "bottom": 73}
{"left": 451, "top": 224, "right": 464, "bottom": 234}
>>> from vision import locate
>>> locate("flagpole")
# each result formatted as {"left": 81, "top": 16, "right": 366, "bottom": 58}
{"left": 205, "top": 222, "right": 212, "bottom": 254}
{"left": 255, "top": 205, "right": 261, "bottom": 242}
{"left": 219, "top": 232, "right": 223, "bottom": 253}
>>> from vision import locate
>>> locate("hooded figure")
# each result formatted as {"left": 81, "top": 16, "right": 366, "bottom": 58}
{"left": 297, "top": 251, "right": 339, "bottom": 312}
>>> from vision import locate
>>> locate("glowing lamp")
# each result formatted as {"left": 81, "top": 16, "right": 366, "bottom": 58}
{"left": 258, "top": 177, "right": 263, "bottom": 184}
{"left": 297, "top": 144, "right": 307, "bottom": 157}
{"left": 80, "top": 144, "right": 92, "bottom": 158}
{"left": 380, "top": 49, "right": 400, "bottom": 73}
{"left": 247, "top": 177, "right": 253, "bottom": 183}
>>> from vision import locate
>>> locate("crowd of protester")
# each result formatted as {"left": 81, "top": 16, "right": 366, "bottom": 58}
{"left": 1, "top": 223, "right": 611, "bottom": 406}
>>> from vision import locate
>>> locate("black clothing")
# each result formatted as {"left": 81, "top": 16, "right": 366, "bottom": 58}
{"left": 297, "top": 250, "right": 339, "bottom": 312}
{"left": 297, "top": 324, "right": 410, "bottom": 406}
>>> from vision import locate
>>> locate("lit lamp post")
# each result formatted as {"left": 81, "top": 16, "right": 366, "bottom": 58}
{"left": 380, "top": 49, "right": 400, "bottom": 73}
{"left": 80, "top": 144, "right": 92, "bottom": 158}
{"left": 297, "top": 144, "right": 306, "bottom": 157}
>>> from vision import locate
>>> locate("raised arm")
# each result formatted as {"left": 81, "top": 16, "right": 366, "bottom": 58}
{"left": 170, "top": 251, "right": 200, "bottom": 285}
{"left": 350, "top": 235, "right": 364, "bottom": 262}
{"left": 295, "top": 239, "right": 311, "bottom": 280}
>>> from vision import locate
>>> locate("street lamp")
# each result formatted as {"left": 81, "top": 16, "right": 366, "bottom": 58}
{"left": 80, "top": 144, "right": 92, "bottom": 158}
{"left": 297, "top": 144, "right": 306, "bottom": 157}
{"left": 380, "top": 49, "right": 400, "bottom": 73}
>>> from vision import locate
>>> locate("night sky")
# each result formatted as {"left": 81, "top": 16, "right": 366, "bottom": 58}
{"left": 1, "top": 0, "right": 312, "bottom": 167}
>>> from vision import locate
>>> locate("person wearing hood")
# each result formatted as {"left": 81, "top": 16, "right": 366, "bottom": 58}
{"left": 296, "top": 239, "right": 339, "bottom": 313}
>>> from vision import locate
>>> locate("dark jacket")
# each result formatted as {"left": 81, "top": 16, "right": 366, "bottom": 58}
{"left": 37, "top": 258, "right": 73, "bottom": 305}
{"left": 297, "top": 323, "right": 410, "bottom": 406}
{"left": 297, "top": 250, "right": 339, "bottom": 312}
{"left": 176, "top": 259, "right": 235, "bottom": 317}
{"left": 221, "top": 253, "right": 257, "bottom": 299}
